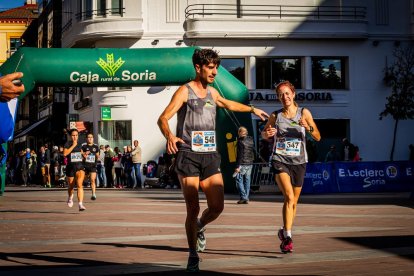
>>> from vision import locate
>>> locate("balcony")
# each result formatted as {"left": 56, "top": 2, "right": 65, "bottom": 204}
{"left": 62, "top": 8, "right": 143, "bottom": 47}
{"left": 185, "top": 4, "right": 368, "bottom": 39}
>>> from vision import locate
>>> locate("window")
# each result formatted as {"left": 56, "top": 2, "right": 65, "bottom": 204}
{"left": 10, "top": 38, "right": 22, "bottom": 52}
{"left": 98, "top": 120, "right": 132, "bottom": 149}
{"left": 78, "top": 0, "right": 92, "bottom": 19}
{"left": 107, "top": 87, "right": 132, "bottom": 91}
{"left": 256, "top": 58, "right": 302, "bottom": 89}
{"left": 111, "top": 0, "right": 122, "bottom": 15}
{"left": 312, "top": 57, "right": 346, "bottom": 89}
{"left": 97, "top": 0, "right": 106, "bottom": 16}
{"left": 220, "top": 58, "right": 245, "bottom": 84}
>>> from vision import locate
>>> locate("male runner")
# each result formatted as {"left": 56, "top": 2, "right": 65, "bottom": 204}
{"left": 158, "top": 48, "right": 268, "bottom": 272}
{"left": 82, "top": 133, "right": 100, "bottom": 200}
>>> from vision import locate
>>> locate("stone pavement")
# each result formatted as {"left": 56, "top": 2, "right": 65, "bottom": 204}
{"left": 0, "top": 187, "right": 413, "bottom": 275}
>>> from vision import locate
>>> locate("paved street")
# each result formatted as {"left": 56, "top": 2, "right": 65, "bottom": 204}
{"left": 0, "top": 187, "right": 413, "bottom": 275}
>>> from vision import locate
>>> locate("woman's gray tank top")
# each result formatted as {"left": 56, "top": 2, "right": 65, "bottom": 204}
{"left": 176, "top": 83, "right": 217, "bottom": 152}
{"left": 271, "top": 107, "right": 308, "bottom": 164}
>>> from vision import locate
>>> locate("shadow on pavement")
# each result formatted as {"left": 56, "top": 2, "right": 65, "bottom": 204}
{"left": 335, "top": 235, "right": 414, "bottom": 261}
{"left": 0, "top": 249, "right": 265, "bottom": 276}
{"left": 84, "top": 242, "right": 282, "bottom": 259}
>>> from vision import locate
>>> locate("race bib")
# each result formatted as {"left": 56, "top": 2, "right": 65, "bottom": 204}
{"left": 71, "top": 152, "right": 82, "bottom": 162}
{"left": 191, "top": 131, "right": 216, "bottom": 152}
{"left": 275, "top": 137, "right": 301, "bottom": 156}
{"left": 86, "top": 155, "right": 96, "bottom": 163}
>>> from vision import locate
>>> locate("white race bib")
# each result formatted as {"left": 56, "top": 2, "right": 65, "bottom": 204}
{"left": 71, "top": 152, "right": 82, "bottom": 162}
{"left": 275, "top": 137, "right": 301, "bottom": 156}
{"left": 86, "top": 155, "right": 96, "bottom": 163}
{"left": 191, "top": 131, "right": 216, "bottom": 152}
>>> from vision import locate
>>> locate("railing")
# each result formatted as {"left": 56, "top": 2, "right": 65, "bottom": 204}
{"left": 251, "top": 163, "right": 274, "bottom": 187}
{"left": 185, "top": 4, "right": 366, "bottom": 20}
{"left": 38, "top": 96, "right": 53, "bottom": 110}
{"left": 75, "top": 8, "right": 125, "bottom": 21}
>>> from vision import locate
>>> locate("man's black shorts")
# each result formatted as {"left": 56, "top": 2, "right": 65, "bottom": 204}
{"left": 66, "top": 163, "right": 84, "bottom": 177}
{"left": 271, "top": 160, "right": 306, "bottom": 187}
{"left": 174, "top": 151, "right": 221, "bottom": 181}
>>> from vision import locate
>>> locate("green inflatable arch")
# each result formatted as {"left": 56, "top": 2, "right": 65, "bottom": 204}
{"left": 0, "top": 47, "right": 254, "bottom": 194}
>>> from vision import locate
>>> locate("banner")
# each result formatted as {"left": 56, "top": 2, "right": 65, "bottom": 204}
{"left": 301, "top": 161, "right": 413, "bottom": 194}
{"left": 335, "top": 161, "right": 414, "bottom": 193}
{"left": 303, "top": 162, "right": 337, "bottom": 194}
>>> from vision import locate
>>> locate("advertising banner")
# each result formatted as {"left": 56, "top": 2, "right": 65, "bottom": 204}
{"left": 335, "top": 161, "right": 414, "bottom": 193}
{"left": 303, "top": 162, "right": 337, "bottom": 194}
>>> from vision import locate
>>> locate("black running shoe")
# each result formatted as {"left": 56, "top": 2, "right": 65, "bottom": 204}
{"left": 186, "top": 256, "right": 200, "bottom": 273}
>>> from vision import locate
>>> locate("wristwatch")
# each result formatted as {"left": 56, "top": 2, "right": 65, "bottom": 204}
{"left": 249, "top": 104, "right": 255, "bottom": 113}
{"left": 308, "top": 125, "right": 314, "bottom": 133}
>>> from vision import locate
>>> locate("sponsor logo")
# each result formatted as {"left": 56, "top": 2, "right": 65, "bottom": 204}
{"left": 96, "top": 53, "right": 125, "bottom": 77}
{"left": 69, "top": 53, "right": 157, "bottom": 84}
{"left": 386, "top": 166, "right": 398, "bottom": 178}
{"left": 322, "top": 170, "right": 330, "bottom": 181}
{"left": 338, "top": 168, "right": 387, "bottom": 189}
{"left": 305, "top": 171, "right": 329, "bottom": 187}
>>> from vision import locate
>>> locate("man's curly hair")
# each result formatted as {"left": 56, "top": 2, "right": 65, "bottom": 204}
{"left": 192, "top": 48, "right": 221, "bottom": 68}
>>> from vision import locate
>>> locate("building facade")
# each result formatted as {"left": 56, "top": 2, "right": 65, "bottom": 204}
{"left": 58, "top": 0, "right": 413, "bottom": 164}
{"left": 0, "top": 1, "right": 39, "bottom": 152}
{"left": 10, "top": 0, "right": 68, "bottom": 153}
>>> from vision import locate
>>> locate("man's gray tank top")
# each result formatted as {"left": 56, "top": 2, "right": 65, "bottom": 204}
{"left": 176, "top": 83, "right": 217, "bottom": 152}
{"left": 271, "top": 107, "right": 308, "bottom": 164}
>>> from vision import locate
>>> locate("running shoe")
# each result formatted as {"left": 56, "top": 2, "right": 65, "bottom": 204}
{"left": 280, "top": 236, "right": 293, "bottom": 253}
{"left": 196, "top": 227, "right": 206, "bottom": 252}
{"left": 91, "top": 195, "right": 97, "bottom": 200}
{"left": 79, "top": 203, "right": 86, "bottom": 211}
{"left": 186, "top": 256, "right": 200, "bottom": 273}
{"left": 67, "top": 196, "right": 74, "bottom": 208}
{"left": 277, "top": 227, "right": 285, "bottom": 242}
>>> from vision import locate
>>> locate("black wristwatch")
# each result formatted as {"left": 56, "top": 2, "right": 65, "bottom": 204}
{"left": 308, "top": 126, "right": 314, "bottom": 133}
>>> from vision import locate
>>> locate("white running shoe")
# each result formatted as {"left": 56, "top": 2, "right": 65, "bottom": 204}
{"left": 67, "top": 196, "right": 74, "bottom": 208}
{"left": 79, "top": 203, "right": 86, "bottom": 211}
{"left": 196, "top": 227, "right": 206, "bottom": 252}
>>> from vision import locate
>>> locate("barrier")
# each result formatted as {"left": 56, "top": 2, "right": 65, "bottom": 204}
{"left": 251, "top": 161, "right": 414, "bottom": 194}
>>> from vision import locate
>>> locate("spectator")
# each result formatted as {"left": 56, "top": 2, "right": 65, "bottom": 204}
{"left": 325, "top": 145, "right": 340, "bottom": 162}
{"left": 122, "top": 145, "right": 134, "bottom": 188}
{"left": 19, "top": 149, "right": 29, "bottom": 186}
{"left": 97, "top": 145, "right": 106, "bottom": 187}
{"left": 104, "top": 145, "right": 115, "bottom": 188}
{"left": 131, "top": 140, "right": 143, "bottom": 189}
{"left": 352, "top": 146, "right": 361, "bottom": 162}
{"left": 51, "top": 146, "right": 59, "bottom": 186}
{"left": 234, "top": 126, "right": 255, "bottom": 204}
{"left": 113, "top": 147, "right": 124, "bottom": 188}
{"left": 341, "top": 138, "right": 356, "bottom": 161}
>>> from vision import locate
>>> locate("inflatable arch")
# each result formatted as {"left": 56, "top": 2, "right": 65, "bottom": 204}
{"left": 0, "top": 47, "right": 254, "bottom": 194}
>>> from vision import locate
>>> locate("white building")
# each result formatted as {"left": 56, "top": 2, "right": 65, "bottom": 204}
{"left": 61, "top": 0, "right": 414, "bottom": 163}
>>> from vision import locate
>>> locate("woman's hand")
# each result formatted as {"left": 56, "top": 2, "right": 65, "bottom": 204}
{"left": 262, "top": 126, "right": 277, "bottom": 139}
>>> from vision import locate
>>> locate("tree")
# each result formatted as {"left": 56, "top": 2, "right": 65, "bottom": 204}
{"left": 380, "top": 44, "right": 414, "bottom": 161}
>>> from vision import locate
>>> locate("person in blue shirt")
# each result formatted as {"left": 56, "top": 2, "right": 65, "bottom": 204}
{"left": 0, "top": 72, "right": 25, "bottom": 189}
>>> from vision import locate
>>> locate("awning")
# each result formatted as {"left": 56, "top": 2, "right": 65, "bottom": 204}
{"left": 14, "top": 117, "right": 49, "bottom": 139}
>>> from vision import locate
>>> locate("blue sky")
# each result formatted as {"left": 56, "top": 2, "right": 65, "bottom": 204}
{"left": 0, "top": 0, "right": 27, "bottom": 10}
